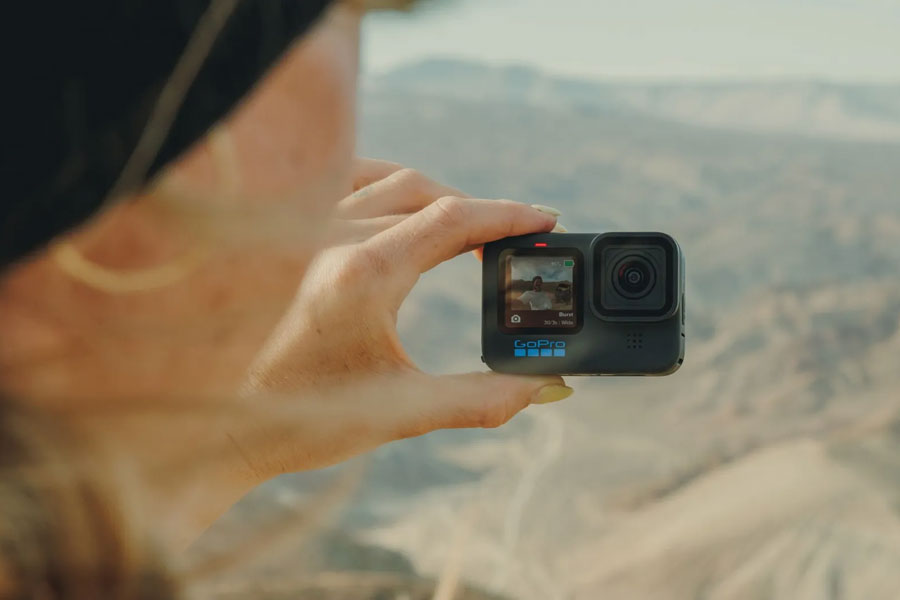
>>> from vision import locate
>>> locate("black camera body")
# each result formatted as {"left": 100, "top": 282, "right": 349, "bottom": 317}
{"left": 481, "top": 232, "right": 685, "bottom": 376}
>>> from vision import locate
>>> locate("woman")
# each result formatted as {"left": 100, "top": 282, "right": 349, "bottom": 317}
{"left": 0, "top": 0, "right": 573, "bottom": 594}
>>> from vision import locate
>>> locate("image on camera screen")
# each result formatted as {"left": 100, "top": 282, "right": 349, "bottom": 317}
{"left": 505, "top": 255, "right": 577, "bottom": 329}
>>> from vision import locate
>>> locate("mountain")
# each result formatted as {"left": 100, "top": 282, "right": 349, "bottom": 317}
{"left": 200, "top": 59, "right": 900, "bottom": 599}
{"left": 369, "top": 58, "right": 900, "bottom": 142}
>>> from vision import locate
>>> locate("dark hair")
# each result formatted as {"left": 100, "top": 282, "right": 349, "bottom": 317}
{"left": 2, "top": 0, "right": 333, "bottom": 269}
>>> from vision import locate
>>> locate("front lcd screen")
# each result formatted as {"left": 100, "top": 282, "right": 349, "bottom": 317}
{"left": 504, "top": 253, "right": 578, "bottom": 329}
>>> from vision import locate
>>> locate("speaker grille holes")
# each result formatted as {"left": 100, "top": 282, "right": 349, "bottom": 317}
{"left": 626, "top": 332, "right": 644, "bottom": 350}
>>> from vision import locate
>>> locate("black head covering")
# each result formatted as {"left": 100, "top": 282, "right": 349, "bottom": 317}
{"left": 2, "top": 0, "right": 334, "bottom": 268}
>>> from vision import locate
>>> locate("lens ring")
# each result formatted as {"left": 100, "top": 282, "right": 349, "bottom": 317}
{"left": 612, "top": 255, "right": 656, "bottom": 299}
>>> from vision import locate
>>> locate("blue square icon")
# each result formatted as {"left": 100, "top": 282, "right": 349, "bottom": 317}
{"left": 540, "top": 349, "right": 552, "bottom": 357}
{"left": 527, "top": 349, "right": 539, "bottom": 357}
{"left": 514, "top": 348, "right": 526, "bottom": 357}
{"left": 553, "top": 349, "right": 566, "bottom": 357}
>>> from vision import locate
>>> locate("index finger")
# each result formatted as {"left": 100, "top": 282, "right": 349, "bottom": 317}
{"left": 365, "top": 197, "right": 557, "bottom": 275}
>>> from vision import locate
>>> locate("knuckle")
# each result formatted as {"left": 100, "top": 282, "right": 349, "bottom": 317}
{"left": 431, "top": 195, "right": 470, "bottom": 227}
{"left": 331, "top": 248, "right": 369, "bottom": 286}
{"left": 393, "top": 167, "right": 428, "bottom": 192}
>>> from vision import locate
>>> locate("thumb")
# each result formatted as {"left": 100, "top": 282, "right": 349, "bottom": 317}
{"left": 392, "top": 372, "right": 573, "bottom": 439}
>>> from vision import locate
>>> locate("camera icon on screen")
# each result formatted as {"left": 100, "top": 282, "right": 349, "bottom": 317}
{"left": 510, "top": 314, "right": 522, "bottom": 324}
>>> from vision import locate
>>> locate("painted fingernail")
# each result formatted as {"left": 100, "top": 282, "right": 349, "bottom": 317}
{"left": 531, "top": 204, "right": 562, "bottom": 217}
{"left": 552, "top": 223, "right": 569, "bottom": 233}
{"left": 532, "top": 385, "right": 574, "bottom": 405}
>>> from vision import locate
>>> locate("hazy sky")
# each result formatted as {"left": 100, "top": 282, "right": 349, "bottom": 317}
{"left": 362, "top": 0, "right": 900, "bottom": 81}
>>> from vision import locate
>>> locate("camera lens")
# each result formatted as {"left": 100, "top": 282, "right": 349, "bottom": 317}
{"left": 594, "top": 236, "right": 674, "bottom": 316}
{"left": 612, "top": 255, "right": 656, "bottom": 299}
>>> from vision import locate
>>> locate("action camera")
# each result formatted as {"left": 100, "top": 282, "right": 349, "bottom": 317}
{"left": 481, "top": 232, "right": 685, "bottom": 375}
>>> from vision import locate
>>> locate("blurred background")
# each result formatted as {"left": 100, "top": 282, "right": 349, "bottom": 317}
{"left": 197, "top": 1, "right": 900, "bottom": 598}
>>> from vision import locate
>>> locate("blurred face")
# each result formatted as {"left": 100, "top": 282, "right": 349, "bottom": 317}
{"left": 533, "top": 277, "right": 543, "bottom": 291}
{"left": 0, "top": 3, "right": 366, "bottom": 401}
{"left": 164, "top": 3, "right": 362, "bottom": 241}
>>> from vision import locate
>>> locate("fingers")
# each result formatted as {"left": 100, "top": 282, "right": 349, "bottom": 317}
{"left": 351, "top": 157, "right": 405, "bottom": 191}
{"left": 470, "top": 204, "right": 567, "bottom": 262}
{"left": 337, "top": 167, "right": 466, "bottom": 220}
{"left": 390, "top": 372, "right": 572, "bottom": 439}
{"left": 328, "top": 214, "right": 410, "bottom": 245}
{"left": 365, "top": 197, "right": 557, "bottom": 275}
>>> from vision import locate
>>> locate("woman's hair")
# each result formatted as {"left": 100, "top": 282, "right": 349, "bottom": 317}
{"left": 0, "top": 397, "right": 179, "bottom": 599}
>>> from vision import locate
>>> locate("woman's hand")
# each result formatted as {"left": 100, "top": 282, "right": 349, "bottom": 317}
{"left": 240, "top": 160, "right": 574, "bottom": 478}
{"left": 65, "top": 160, "right": 572, "bottom": 551}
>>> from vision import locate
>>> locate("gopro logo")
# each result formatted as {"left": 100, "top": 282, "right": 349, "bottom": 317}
{"left": 514, "top": 339, "right": 566, "bottom": 358}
